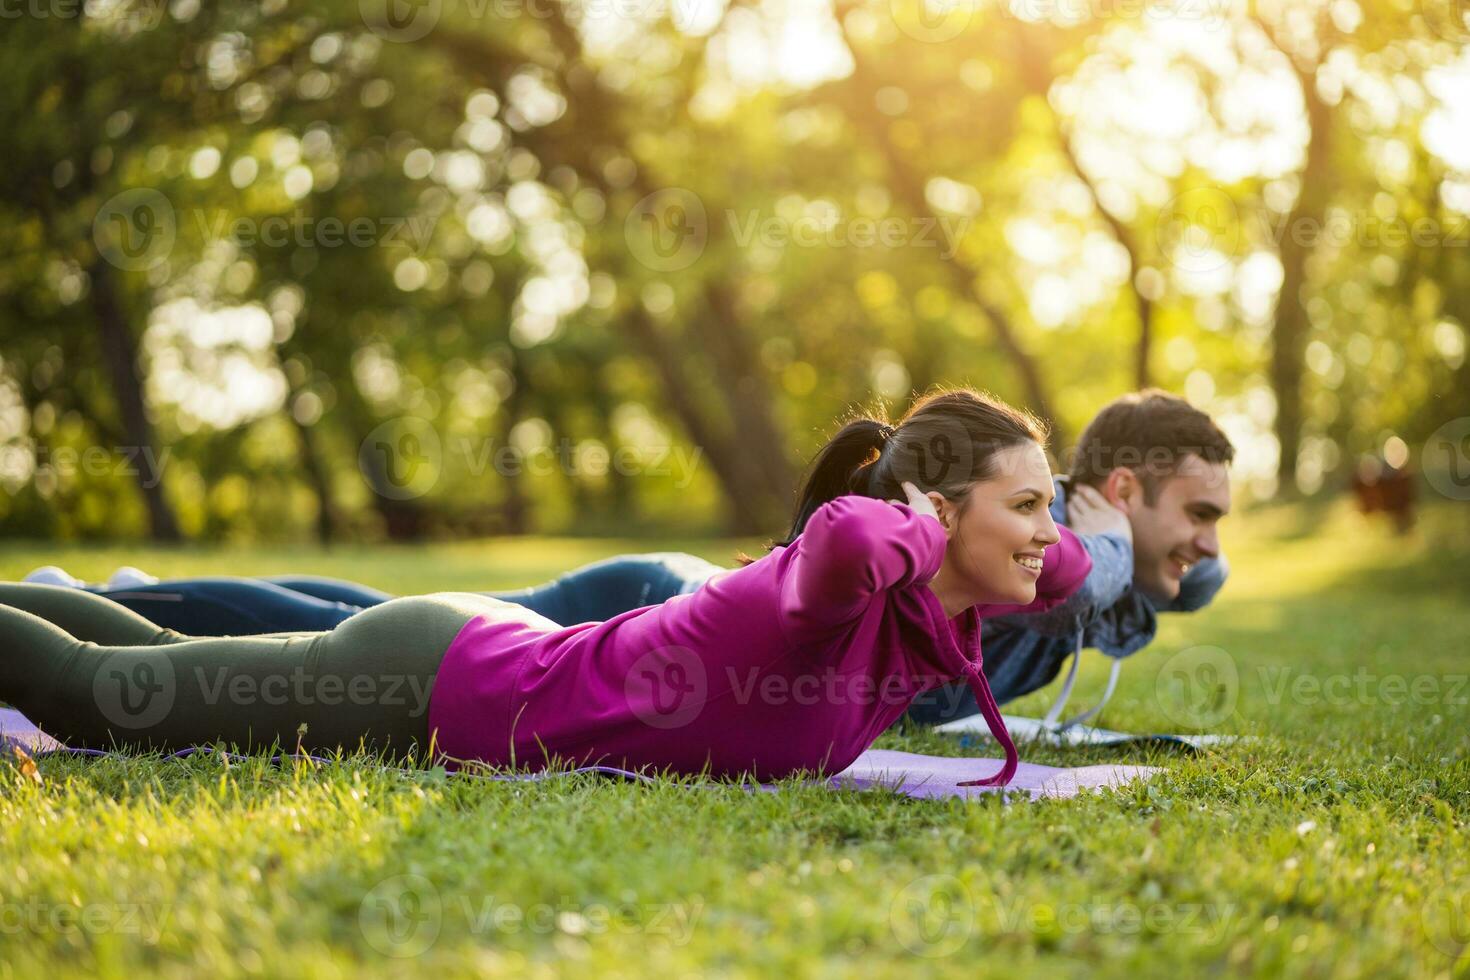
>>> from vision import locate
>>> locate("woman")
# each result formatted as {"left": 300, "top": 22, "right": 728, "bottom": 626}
{"left": 0, "top": 388, "right": 1089, "bottom": 785}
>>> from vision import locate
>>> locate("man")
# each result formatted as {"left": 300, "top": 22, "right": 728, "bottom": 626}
{"left": 903, "top": 388, "right": 1235, "bottom": 727}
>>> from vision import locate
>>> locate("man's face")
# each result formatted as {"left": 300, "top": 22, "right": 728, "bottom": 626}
{"left": 1122, "top": 454, "right": 1232, "bottom": 602}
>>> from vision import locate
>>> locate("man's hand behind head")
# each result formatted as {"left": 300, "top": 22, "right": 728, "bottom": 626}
{"left": 1066, "top": 483, "right": 1133, "bottom": 545}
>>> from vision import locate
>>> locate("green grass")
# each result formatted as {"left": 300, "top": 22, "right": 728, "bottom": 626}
{"left": 2, "top": 500, "right": 1468, "bottom": 978}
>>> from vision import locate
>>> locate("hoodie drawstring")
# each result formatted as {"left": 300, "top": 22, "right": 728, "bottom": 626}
{"left": 955, "top": 661, "right": 1018, "bottom": 787}
{"left": 1041, "top": 627, "right": 1124, "bottom": 733}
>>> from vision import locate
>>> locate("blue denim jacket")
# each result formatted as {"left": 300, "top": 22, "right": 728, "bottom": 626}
{"left": 904, "top": 476, "right": 1229, "bottom": 724}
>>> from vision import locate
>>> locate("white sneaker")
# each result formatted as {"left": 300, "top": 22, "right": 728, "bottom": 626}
{"left": 22, "top": 566, "right": 86, "bottom": 588}
{"left": 106, "top": 566, "right": 160, "bottom": 589}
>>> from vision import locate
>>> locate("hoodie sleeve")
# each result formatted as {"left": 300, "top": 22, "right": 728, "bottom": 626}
{"left": 972, "top": 524, "right": 1093, "bottom": 619}
{"left": 779, "top": 494, "right": 947, "bottom": 639}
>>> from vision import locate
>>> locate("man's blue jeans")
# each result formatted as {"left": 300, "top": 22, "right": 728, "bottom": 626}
{"left": 87, "top": 553, "right": 724, "bottom": 636}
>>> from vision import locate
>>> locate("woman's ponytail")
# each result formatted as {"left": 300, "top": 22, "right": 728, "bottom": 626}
{"left": 775, "top": 417, "right": 895, "bottom": 548}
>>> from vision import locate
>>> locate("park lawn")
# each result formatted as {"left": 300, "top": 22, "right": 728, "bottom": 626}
{"left": 1, "top": 499, "right": 1467, "bottom": 978}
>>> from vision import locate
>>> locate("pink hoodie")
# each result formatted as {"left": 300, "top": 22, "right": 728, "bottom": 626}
{"left": 426, "top": 495, "right": 1091, "bottom": 784}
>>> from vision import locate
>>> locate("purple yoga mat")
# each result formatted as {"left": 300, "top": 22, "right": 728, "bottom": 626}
{"left": 0, "top": 707, "right": 1158, "bottom": 801}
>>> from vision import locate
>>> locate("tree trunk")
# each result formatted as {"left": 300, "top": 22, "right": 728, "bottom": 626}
{"left": 287, "top": 401, "right": 340, "bottom": 546}
{"left": 1055, "top": 120, "right": 1155, "bottom": 389}
{"left": 1255, "top": 15, "right": 1334, "bottom": 492}
{"left": 624, "top": 308, "right": 776, "bottom": 533}
{"left": 497, "top": 351, "right": 532, "bottom": 535}
{"left": 88, "top": 259, "right": 181, "bottom": 541}
{"left": 693, "top": 282, "right": 799, "bottom": 505}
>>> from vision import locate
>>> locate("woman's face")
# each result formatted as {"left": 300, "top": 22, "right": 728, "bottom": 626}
{"left": 938, "top": 441, "right": 1062, "bottom": 605}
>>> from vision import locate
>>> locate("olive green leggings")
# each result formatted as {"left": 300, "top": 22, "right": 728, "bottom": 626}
{"left": 0, "top": 584, "right": 512, "bottom": 761}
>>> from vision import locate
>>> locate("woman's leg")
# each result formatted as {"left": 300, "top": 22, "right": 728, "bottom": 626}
{"left": 485, "top": 553, "right": 724, "bottom": 625}
{"left": 84, "top": 579, "right": 364, "bottom": 635}
{"left": 0, "top": 584, "right": 181, "bottom": 646}
{"left": 0, "top": 588, "right": 500, "bottom": 760}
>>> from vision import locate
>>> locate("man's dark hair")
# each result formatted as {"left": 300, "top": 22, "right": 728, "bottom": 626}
{"left": 1067, "top": 389, "right": 1235, "bottom": 503}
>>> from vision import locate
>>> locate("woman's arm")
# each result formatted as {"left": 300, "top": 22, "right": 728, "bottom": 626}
{"left": 779, "top": 494, "right": 947, "bottom": 638}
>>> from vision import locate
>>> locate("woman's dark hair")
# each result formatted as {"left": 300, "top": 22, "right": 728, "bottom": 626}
{"left": 737, "top": 386, "right": 1049, "bottom": 564}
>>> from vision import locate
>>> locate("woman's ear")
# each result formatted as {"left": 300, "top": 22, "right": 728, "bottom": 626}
{"left": 929, "top": 492, "right": 954, "bottom": 535}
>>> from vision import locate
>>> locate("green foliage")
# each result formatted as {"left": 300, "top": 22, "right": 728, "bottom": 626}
{"left": 1, "top": 0, "right": 1467, "bottom": 540}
